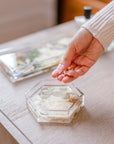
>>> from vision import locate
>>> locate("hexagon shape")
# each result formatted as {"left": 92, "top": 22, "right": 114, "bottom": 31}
{"left": 26, "top": 79, "right": 84, "bottom": 123}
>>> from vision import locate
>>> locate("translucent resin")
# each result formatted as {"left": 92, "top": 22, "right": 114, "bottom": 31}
{"left": 0, "top": 37, "right": 72, "bottom": 82}
{"left": 26, "top": 79, "right": 84, "bottom": 123}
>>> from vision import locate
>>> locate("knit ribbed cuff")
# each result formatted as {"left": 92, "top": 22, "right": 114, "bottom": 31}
{"left": 82, "top": 0, "right": 114, "bottom": 51}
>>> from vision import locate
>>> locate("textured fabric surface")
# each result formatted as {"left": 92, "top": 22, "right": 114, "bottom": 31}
{"left": 82, "top": 1, "right": 114, "bottom": 51}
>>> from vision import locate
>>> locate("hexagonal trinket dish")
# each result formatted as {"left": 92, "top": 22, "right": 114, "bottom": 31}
{"left": 26, "top": 79, "right": 84, "bottom": 123}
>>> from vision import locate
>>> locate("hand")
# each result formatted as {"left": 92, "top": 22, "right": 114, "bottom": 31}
{"left": 52, "top": 28, "right": 104, "bottom": 83}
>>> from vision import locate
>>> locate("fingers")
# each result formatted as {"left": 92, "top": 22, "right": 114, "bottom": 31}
{"left": 57, "top": 74, "right": 65, "bottom": 81}
{"left": 57, "top": 74, "right": 76, "bottom": 83}
{"left": 52, "top": 62, "right": 76, "bottom": 78}
{"left": 57, "top": 65, "right": 89, "bottom": 83}
{"left": 69, "top": 66, "right": 89, "bottom": 76}
{"left": 62, "top": 76, "right": 76, "bottom": 83}
{"left": 52, "top": 42, "right": 76, "bottom": 78}
{"left": 66, "top": 66, "right": 81, "bottom": 77}
{"left": 52, "top": 63, "right": 66, "bottom": 78}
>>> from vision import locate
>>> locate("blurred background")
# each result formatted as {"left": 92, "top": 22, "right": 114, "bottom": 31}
{"left": 0, "top": 0, "right": 111, "bottom": 44}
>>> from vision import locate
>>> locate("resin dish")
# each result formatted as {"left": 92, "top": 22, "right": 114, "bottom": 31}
{"left": 0, "top": 37, "right": 72, "bottom": 82}
{"left": 26, "top": 79, "right": 84, "bottom": 123}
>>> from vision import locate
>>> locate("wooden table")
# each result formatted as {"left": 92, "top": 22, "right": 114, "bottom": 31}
{"left": 0, "top": 21, "right": 114, "bottom": 144}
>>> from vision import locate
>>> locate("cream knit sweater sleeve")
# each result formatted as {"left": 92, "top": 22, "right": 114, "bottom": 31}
{"left": 82, "top": 0, "right": 114, "bottom": 51}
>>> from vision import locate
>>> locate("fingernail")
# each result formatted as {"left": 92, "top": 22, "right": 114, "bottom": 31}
{"left": 52, "top": 70, "right": 58, "bottom": 77}
{"left": 57, "top": 74, "right": 64, "bottom": 81}
{"left": 57, "top": 64, "right": 65, "bottom": 72}
{"left": 62, "top": 77, "right": 69, "bottom": 83}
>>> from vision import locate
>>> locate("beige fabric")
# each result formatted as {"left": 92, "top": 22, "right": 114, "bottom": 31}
{"left": 82, "top": 0, "right": 114, "bottom": 51}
